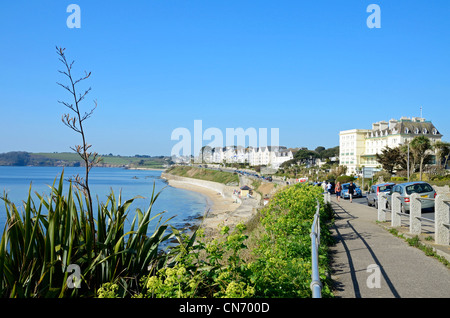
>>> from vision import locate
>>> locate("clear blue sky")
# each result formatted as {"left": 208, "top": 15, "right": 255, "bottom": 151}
{"left": 1, "top": 0, "right": 449, "bottom": 156}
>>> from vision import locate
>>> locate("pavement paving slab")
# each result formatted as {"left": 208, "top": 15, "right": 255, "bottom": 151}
{"left": 329, "top": 198, "right": 450, "bottom": 298}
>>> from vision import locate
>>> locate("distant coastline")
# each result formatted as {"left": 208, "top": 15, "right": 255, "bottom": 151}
{"left": 126, "top": 167, "right": 166, "bottom": 171}
{"left": 0, "top": 151, "right": 171, "bottom": 170}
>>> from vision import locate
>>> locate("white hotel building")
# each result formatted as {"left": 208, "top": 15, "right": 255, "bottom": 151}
{"left": 199, "top": 146, "right": 293, "bottom": 169}
{"left": 339, "top": 117, "right": 443, "bottom": 175}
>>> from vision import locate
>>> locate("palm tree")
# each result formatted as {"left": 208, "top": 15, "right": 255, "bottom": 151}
{"left": 410, "top": 136, "right": 432, "bottom": 181}
{"left": 433, "top": 140, "right": 450, "bottom": 169}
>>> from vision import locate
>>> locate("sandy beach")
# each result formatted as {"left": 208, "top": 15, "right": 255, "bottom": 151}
{"left": 162, "top": 174, "right": 261, "bottom": 238}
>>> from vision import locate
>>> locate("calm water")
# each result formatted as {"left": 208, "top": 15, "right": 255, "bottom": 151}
{"left": 0, "top": 166, "right": 210, "bottom": 235}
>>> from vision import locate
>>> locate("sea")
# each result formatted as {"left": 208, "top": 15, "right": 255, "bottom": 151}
{"left": 0, "top": 166, "right": 210, "bottom": 236}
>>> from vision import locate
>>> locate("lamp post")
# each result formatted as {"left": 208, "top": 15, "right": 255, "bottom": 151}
{"left": 407, "top": 142, "right": 410, "bottom": 182}
{"left": 400, "top": 142, "right": 410, "bottom": 182}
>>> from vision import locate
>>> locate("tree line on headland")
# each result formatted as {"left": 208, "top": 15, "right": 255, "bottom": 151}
{"left": 0, "top": 151, "right": 170, "bottom": 169}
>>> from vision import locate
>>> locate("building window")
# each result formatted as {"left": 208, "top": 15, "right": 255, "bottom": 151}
{"left": 405, "top": 128, "right": 409, "bottom": 134}
{"left": 415, "top": 128, "right": 419, "bottom": 134}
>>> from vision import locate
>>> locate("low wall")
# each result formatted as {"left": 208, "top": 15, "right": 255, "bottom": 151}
{"left": 433, "top": 185, "right": 450, "bottom": 195}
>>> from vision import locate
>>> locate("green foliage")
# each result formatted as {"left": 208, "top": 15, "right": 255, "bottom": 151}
{"left": 1, "top": 171, "right": 334, "bottom": 298}
{"left": 166, "top": 166, "right": 239, "bottom": 185}
{"left": 250, "top": 183, "right": 334, "bottom": 297}
{"left": 391, "top": 176, "right": 407, "bottom": 182}
{"left": 336, "top": 175, "right": 356, "bottom": 183}
{"left": 0, "top": 151, "right": 58, "bottom": 166}
{"left": 134, "top": 183, "right": 334, "bottom": 298}
{"left": 0, "top": 172, "right": 175, "bottom": 297}
{"left": 135, "top": 223, "right": 254, "bottom": 298}
{"left": 97, "top": 283, "right": 119, "bottom": 298}
{"left": 376, "top": 146, "right": 402, "bottom": 174}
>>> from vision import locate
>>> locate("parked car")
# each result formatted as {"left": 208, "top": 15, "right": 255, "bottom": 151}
{"left": 386, "top": 181, "right": 436, "bottom": 213}
{"left": 341, "top": 182, "right": 362, "bottom": 199}
{"left": 366, "top": 182, "right": 395, "bottom": 208}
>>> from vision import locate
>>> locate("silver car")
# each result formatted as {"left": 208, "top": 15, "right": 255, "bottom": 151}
{"left": 367, "top": 182, "right": 395, "bottom": 208}
{"left": 386, "top": 181, "right": 436, "bottom": 213}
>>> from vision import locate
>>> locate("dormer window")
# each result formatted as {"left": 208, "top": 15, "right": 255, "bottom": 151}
{"left": 415, "top": 128, "right": 420, "bottom": 134}
{"left": 404, "top": 128, "right": 409, "bottom": 134}
{"left": 432, "top": 129, "right": 437, "bottom": 135}
{"left": 423, "top": 128, "right": 427, "bottom": 134}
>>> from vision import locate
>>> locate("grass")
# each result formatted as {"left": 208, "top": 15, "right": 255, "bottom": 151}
{"left": 387, "top": 229, "right": 450, "bottom": 268}
{"left": 166, "top": 166, "right": 239, "bottom": 185}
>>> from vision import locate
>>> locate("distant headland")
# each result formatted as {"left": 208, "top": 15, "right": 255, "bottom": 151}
{"left": 0, "top": 151, "right": 171, "bottom": 170}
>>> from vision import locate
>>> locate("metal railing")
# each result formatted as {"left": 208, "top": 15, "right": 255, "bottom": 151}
{"left": 378, "top": 192, "right": 450, "bottom": 245}
{"left": 310, "top": 200, "right": 322, "bottom": 298}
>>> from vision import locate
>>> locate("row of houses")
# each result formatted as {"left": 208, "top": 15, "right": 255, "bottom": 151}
{"left": 198, "top": 146, "right": 294, "bottom": 169}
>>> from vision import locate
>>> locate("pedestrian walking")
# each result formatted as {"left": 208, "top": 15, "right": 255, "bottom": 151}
{"left": 321, "top": 181, "right": 327, "bottom": 193}
{"left": 348, "top": 181, "right": 356, "bottom": 203}
{"left": 335, "top": 182, "right": 342, "bottom": 202}
{"left": 327, "top": 182, "right": 332, "bottom": 194}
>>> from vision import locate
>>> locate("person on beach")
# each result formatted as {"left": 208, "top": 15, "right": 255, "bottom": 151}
{"left": 348, "top": 181, "right": 356, "bottom": 203}
{"left": 335, "top": 182, "right": 342, "bottom": 202}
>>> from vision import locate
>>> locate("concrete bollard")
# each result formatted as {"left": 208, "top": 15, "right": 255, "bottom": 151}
{"left": 377, "top": 192, "right": 387, "bottom": 222}
{"left": 435, "top": 194, "right": 450, "bottom": 245}
{"left": 391, "top": 192, "right": 402, "bottom": 227}
{"left": 409, "top": 193, "right": 421, "bottom": 235}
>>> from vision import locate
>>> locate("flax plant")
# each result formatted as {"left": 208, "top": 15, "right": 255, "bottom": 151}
{"left": 56, "top": 46, "right": 101, "bottom": 253}
{"left": 0, "top": 172, "right": 177, "bottom": 297}
{"left": 0, "top": 47, "right": 190, "bottom": 298}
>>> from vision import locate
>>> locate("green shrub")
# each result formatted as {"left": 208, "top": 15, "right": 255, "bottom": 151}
{"left": 250, "top": 183, "right": 334, "bottom": 297}
{"left": 0, "top": 172, "right": 176, "bottom": 298}
{"left": 336, "top": 175, "right": 355, "bottom": 183}
{"left": 136, "top": 223, "right": 254, "bottom": 298}
{"left": 391, "top": 176, "right": 407, "bottom": 182}
{"left": 134, "top": 183, "right": 335, "bottom": 298}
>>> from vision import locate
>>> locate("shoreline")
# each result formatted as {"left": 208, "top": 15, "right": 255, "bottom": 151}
{"left": 161, "top": 173, "right": 261, "bottom": 238}
{"left": 126, "top": 167, "right": 166, "bottom": 171}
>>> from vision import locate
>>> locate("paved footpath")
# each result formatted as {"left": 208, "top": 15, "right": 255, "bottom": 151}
{"left": 329, "top": 197, "right": 450, "bottom": 298}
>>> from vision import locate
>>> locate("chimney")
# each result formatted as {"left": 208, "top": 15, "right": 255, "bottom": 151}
{"left": 379, "top": 121, "right": 388, "bottom": 130}
{"left": 388, "top": 119, "right": 398, "bottom": 129}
